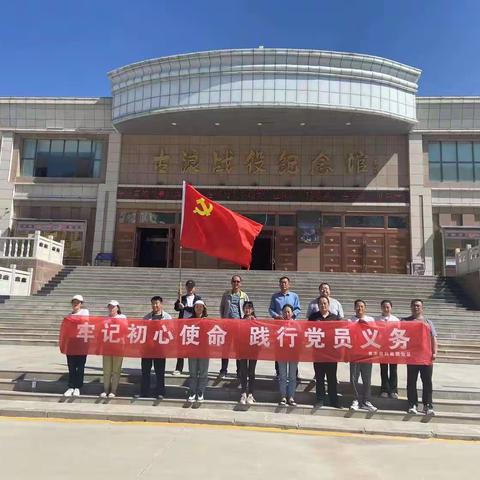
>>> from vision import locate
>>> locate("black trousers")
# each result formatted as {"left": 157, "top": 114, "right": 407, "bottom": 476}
{"left": 407, "top": 364, "right": 433, "bottom": 407}
{"left": 220, "top": 359, "right": 240, "bottom": 375}
{"left": 380, "top": 364, "right": 398, "bottom": 394}
{"left": 313, "top": 362, "right": 338, "bottom": 406}
{"left": 175, "top": 358, "right": 184, "bottom": 372}
{"left": 238, "top": 359, "right": 257, "bottom": 394}
{"left": 141, "top": 358, "right": 166, "bottom": 397}
{"left": 67, "top": 355, "right": 87, "bottom": 389}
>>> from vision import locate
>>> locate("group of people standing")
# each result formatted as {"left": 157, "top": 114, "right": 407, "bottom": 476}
{"left": 63, "top": 275, "right": 438, "bottom": 416}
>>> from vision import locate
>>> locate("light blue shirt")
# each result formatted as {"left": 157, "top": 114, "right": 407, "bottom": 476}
{"left": 269, "top": 291, "right": 301, "bottom": 319}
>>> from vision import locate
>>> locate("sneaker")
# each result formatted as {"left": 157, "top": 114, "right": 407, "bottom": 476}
{"left": 350, "top": 400, "right": 360, "bottom": 411}
{"left": 423, "top": 405, "right": 435, "bottom": 416}
{"left": 247, "top": 394, "right": 255, "bottom": 405}
{"left": 99, "top": 392, "right": 107, "bottom": 398}
{"left": 63, "top": 388, "right": 74, "bottom": 397}
{"left": 172, "top": 370, "right": 181, "bottom": 376}
{"left": 156, "top": 395, "right": 164, "bottom": 400}
{"left": 380, "top": 392, "right": 389, "bottom": 398}
{"left": 73, "top": 388, "right": 80, "bottom": 397}
{"left": 363, "top": 401, "right": 378, "bottom": 413}
{"left": 108, "top": 393, "right": 116, "bottom": 398}
{"left": 197, "top": 393, "right": 204, "bottom": 403}
{"left": 219, "top": 370, "right": 227, "bottom": 378}
{"left": 408, "top": 405, "right": 418, "bottom": 415}
{"left": 288, "top": 397, "right": 297, "bottom": 407}
{"left": 239, "top": 393, "right": 247, "bottom": 405}
{"left": 279, "top": 397, "right": 287, "bottom": 406}
{"left": 187, "top": 392, "right": 196, "bottom": 402}
{"left": 390, "top": 392, "right": 399, "bottom": 399}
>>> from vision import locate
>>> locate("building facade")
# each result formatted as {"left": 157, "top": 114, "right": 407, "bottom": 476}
{"left": 1, "top": 49, "right": 479, "bottom": 275}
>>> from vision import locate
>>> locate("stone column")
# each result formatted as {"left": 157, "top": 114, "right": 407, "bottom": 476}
{"left": 92, "top": 132, "right": 122, "bottom": 263}
{"left": 0, "top": 132, "right": 15, "bottom": 235}
{"left": 408, "top": 133, "right": 434, "bottom": 275}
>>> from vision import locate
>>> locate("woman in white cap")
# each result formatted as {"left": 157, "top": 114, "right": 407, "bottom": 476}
{"left": 100, "top": 300, "right": 127, "bottom": 398}
{"left": 64, "top": 294, "right": 89, "bottom": 397}
{"left": 187, "top": 300, "right": 209, "bottom": 403}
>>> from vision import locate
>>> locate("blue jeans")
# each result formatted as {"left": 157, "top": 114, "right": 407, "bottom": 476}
{"left": 188, "top": 358, "right": 209, "bottom": 395}
{"left": 278, "top": 361, "right": 298, "bottom": 398}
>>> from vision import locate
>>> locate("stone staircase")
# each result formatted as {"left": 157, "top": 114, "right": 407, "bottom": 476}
{"left": 0, "top": 266, "right": 478, "bottom": 363}
{"left": 1, "top": 367, "right": 480, "bottom": 440}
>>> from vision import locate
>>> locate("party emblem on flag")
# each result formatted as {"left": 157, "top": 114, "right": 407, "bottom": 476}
{"left": 193, "top": 197, "right": 213, "bottom": 217}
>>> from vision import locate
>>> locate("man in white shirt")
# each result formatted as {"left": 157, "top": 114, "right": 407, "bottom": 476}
{"left": 306, "top": 282, "right": 344, "bottom": 318}
{"left": 349, "top": 299, "right": 377, "bottom": 413}
{"left": 64, "top": 294, "right": 89, "bottom": 397}
{"left": 376, "top": 299, "right": 399, "bottom": 399}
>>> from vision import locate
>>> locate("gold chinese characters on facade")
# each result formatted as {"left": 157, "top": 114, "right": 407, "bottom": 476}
{"left": 152, "top": 146, "right": 379, "bottom": 177}
{"left": 212, "top": 148, "right": 234, "bottom": 173}
{"left": 278, "top": 151, "right": 299, "bottom": 175}
{"left": 345, "top": 151, "right": 368, "bottom": 174}
{"left": 311, "top": 152, "right": 334, "bottom": 175}
{"left": 153, "top": 149, "right": 170, "bottom": 174}
{"left": 182, "top": 149, "right": 200, "bottom": 173}
{"left": 244, "top": 149, "right": 266, "bottom": 174}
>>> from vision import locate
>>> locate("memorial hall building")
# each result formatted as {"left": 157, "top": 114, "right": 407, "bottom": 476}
{"left": 1, "top": 48, "right": 479, "bottom": 275}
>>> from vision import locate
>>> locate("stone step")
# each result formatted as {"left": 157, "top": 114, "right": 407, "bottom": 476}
{"left": 1, "top": 370, "right": 480, "bottom": 414}
{"left": 0, "top": 390, "right": 479, "bottom": 426}
{"left": 1, "top": 369, "right": 479, "bottom": 398}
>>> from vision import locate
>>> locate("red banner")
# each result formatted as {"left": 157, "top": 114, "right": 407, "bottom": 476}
{"left": 59, "top": 317, "right": 433, "bottom": 365}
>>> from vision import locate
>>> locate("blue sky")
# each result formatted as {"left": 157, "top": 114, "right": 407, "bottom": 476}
{"left": 1, "top": 0, "right": 478, "bottom": 97}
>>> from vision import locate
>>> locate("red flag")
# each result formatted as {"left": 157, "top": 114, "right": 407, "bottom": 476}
{"left": 180, "top": 183, "right": 263, "bottom": 268}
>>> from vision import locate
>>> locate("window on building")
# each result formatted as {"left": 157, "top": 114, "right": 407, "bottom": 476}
{"left": 345, "top": 215, "right": 385, "bottom": 228}
{"left": 321, "top": 215, "right": 342, "bottom": 227}
{"left": 388, "top": 216, "right": 408, "bottom": 229}
{"left": 138, "top": 212, "right": 176, "bottom": 224}
{"left": 428, "top": 141, "right": 480, "bottom": 182}
{"left": 278, "top": 214, "right": 296, "bottom": 227}
{"left": 20, "top": 139, "right": 104, "bottom": 178}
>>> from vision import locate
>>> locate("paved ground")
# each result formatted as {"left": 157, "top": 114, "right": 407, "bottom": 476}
{"left": 1, "top": 344, "right": 480, "bottom": 392}
{"left": 0, "top": 417, "right": 478, "bottom": 480}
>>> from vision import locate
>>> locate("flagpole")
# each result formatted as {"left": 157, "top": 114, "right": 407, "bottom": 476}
{"left": 178, "top": 181, "right": 187, "bottom": 299}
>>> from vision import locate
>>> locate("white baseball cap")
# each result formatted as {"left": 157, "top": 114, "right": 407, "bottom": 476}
{"left": 71, "top": 294, "right": 84, "bottom": 303}
{"left": 108, "top": 300, "right": 120, "bottom": 307}
{"left": 194, "top": 299, "right": 206, "bottom": 307}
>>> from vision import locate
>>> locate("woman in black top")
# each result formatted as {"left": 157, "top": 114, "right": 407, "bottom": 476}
{"left": 308, "top": 295, "right": 340, "bottom": 408}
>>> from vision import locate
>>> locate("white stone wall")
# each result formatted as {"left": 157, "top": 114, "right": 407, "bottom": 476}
{"left": 0, "top": 133, "right": 14, "bottom": 234}
{"left": 408, "top": 133, "right": 434, "bottom": 275}
{"left": 0, "top": 98, "right": 112, "bottom": 131}
{"left": 415, "top": 98, "right": 480, "bottom": 131}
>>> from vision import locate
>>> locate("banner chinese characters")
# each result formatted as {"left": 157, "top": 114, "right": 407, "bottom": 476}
{"left": 59, "top": 317, "right": 433, "bottom": 365}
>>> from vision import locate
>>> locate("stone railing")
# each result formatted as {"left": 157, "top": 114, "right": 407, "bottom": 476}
{"left": 0, "top": 264, "right": 33, "bottom": 296}
{"left": 0, "top": 231, "right": 64, "bottom": 265}
{"left": 456, "top": 245, "right": 480, "bottom": 276}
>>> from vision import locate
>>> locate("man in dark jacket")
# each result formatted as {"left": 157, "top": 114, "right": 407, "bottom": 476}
{"left": 173, "top": 280, "right": 201, "bottom": 374}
